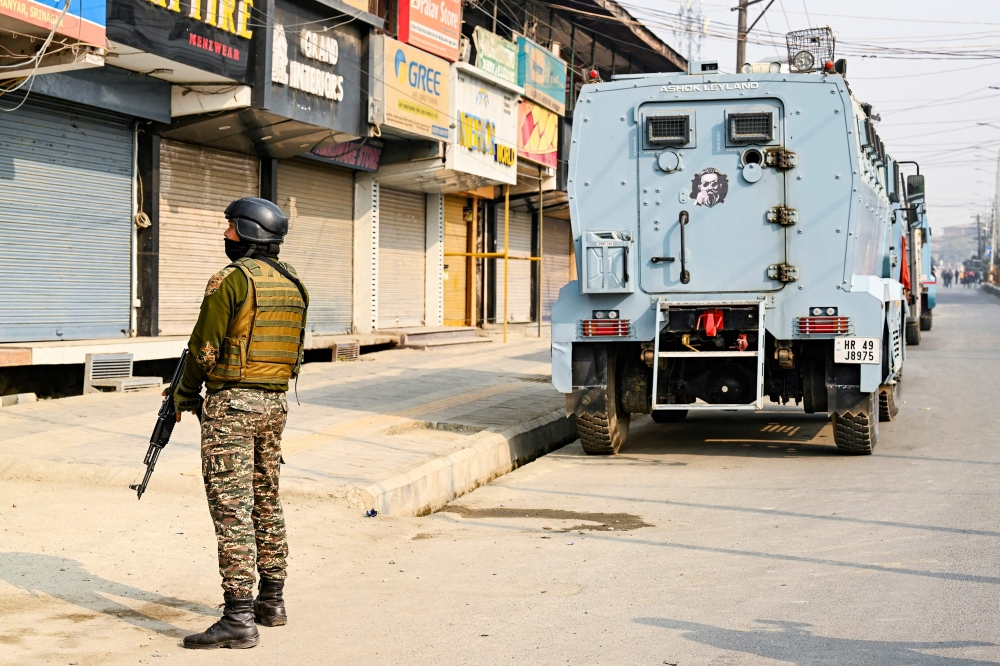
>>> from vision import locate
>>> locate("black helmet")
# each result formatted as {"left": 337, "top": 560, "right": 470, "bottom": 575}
{"left": 225, "top": 197, "right": 288, "bottom": 244}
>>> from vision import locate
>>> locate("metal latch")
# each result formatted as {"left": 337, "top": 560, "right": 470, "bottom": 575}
{"left": 768, "top": 263, "right": 799, "bottom": 283}
{"left": 766, "top": 206, "right": 798, "bottom": 226}
{"left": 764, "top": 148, "right": 797, "bottom": 170}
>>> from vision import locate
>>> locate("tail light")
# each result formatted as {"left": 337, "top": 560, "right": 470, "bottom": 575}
{"left": 582, "top": 319, "right": 630, "bottom": 337}
{"left": 794, "top": 316, "right": 851, "bottom": 335}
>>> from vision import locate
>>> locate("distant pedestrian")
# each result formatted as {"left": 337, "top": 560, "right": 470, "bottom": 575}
{"left": 172, "top": 198, "right": 309, "bottom": 650}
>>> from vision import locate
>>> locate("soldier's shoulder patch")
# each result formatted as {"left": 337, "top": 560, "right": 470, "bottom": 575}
{"left": 205, "top": 267, "right": 237, "bottom": 296}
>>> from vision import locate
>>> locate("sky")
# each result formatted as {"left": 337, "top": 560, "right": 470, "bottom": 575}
{"left": 621, "top": 0, "right": 1000, "bottom": 231}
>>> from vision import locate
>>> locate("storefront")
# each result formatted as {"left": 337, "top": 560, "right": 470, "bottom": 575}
{"left": 0, "top": 95, "right": 136, "bottom": 342}
{"left": 156, "top": 141, "right": 260, "bottom": 336}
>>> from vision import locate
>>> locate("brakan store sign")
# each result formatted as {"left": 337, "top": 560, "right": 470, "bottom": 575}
{"left": 107, "top": 0, "right": 253, "bottom": 82}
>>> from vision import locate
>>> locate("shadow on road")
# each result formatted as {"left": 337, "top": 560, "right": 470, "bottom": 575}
{"left": 635, "top": 617, "right": 998, "bottom": 665}
{"left": 0, "top": 552, "right": 217, "bottom": 638}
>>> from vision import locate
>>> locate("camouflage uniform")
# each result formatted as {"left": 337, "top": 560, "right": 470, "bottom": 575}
{"left": 175, "top": 260, "right": 307, "bottom": 599}
{"left": 201, "top": 388, "right": 288, "bottom": 597}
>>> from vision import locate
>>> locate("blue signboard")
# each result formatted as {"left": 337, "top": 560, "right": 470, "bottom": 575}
{"left": 516, "top": 36, "right": 567, "bottom": 116}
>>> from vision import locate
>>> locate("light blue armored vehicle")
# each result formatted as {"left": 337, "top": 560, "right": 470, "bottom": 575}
{"left": 551, "top": 29, "right": 906, "bottom": 456}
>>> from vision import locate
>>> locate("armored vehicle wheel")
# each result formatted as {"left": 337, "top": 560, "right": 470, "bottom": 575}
{"left": 920, "top": 309, "right": 933, "bottom": 331}
{"left": 905, "top": 319, "right": 921, "bottom": 345}
{"left": 651, "top": 410, "right": 688, "bottom": 423}
{"left": 878, "top": 381, "right": 900, "bottom": 422}
{"left": 832, "top": 393, "right": 879, "bottom": 455}
{"left": 576, "top": 348, "right": 630, "bottom": 455}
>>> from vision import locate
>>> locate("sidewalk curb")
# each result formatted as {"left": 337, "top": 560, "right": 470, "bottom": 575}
{"left": 0, "top": 409, "right": 579, "bottom": 515}
{"left": 983, "top": 284, "right": 1000, "bottom": 298}
{"left": 359, "top": 408, "right": 578, "bottom": 517}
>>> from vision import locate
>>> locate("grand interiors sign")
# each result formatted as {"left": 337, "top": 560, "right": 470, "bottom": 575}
{"left": 107, "top": 0, "right": 252, "bottom": 82}
{"left": 272, "top": 25, "right": 344, "bottom": 101}
{"left": 267, "top": 0, "right": 364, "bottom": 136}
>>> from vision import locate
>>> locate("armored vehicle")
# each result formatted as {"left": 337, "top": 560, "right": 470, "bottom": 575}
{"left": 551, "top": 29, "right": 906, "bottom": 456}
{"left": 898, "top": 170, "right": 934, "bottom": 342}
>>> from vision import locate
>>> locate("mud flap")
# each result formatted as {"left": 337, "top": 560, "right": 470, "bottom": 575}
{"left": 566, "top": 343, "right": 608, "bottom": 417}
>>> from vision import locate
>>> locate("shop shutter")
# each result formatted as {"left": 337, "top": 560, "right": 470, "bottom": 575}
{"left": 442, "top": 194, "right": 468, "bottom": 325}
{"left": 495, "top": 210, "right": 533, "bottom": 323}
{"left": 0, "top": 96, "right": 133, "bottom": 342}
{"left": 277, "top": 159, "right": 354, "bottom": 335}
{"left": 158, "top": 141, "right": 259, "bottom": 336}
{"left": 541, "top": 218, "right": 571, "bottom": 322}
{"left": 378, "top": 187, "right": 426, "bottom": 328}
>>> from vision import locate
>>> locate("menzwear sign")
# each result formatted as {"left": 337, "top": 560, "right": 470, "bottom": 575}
{"left": 107, "top": 0, "right": 253, "bottom": 82}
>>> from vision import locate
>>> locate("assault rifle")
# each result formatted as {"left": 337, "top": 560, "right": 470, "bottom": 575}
{"left": 130, "top": 349, "right": 202, "bottom": 499}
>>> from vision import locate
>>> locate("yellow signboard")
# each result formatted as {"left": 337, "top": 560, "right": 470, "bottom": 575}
{"left": 375, "top": 35, "right": 451, "bottom": 141}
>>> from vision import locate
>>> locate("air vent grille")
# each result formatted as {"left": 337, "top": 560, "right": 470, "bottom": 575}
{"left": 728, "top": 112, "right": 773, "bottom": 143}
{"left": 646, "top": 115, "right": 689, "bottom": 146}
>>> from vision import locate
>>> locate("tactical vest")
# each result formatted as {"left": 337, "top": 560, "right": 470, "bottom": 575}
{"left": 207, "top": 258, "right": 307, "bottom": 385}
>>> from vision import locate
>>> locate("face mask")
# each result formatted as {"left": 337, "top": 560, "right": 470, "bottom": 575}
{"left": 225, "top": 238, "right": 253, "bottom": 262}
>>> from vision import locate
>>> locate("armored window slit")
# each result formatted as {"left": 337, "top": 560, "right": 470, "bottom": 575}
{"left": 728, "top": 112, "right": 773, "bottom": 143}
{"left": 646, "top": 115, "right": 689, "bottom": 146}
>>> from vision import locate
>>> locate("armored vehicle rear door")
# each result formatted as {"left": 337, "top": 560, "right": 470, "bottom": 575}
{"left": 637, "top": 99, "right": 786, "bottom": 293}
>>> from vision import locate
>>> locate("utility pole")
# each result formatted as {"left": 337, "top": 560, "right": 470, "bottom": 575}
{"left": 732, "top": 0, "right": 772, "bottom": 72}
{"left": 735, "top": 0, "right": 749, "bottom": 72}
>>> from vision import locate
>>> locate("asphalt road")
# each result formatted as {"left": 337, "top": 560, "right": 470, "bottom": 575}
{"left": 2, "top": 286, "right": 998, "bottom": 665}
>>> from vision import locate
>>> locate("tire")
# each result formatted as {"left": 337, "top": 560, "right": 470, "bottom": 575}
{"left": 905, "top": 319, "right": 921, "bottom": 346}
{"left": 920, "top": 309, "right": 932, "bottom": 331}
{"left": 651, "top": 410, "right": 688, "bottom": 423}
{"left": 833, "top": 394, "right": 879, "bottom": 455}
{"left": 878, "top": 381, "right": 900, "bottom": 422}
{"left": 576, "top": 348, "right": 630, "bottom": 455}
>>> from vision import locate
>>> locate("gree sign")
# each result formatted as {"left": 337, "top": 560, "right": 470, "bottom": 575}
{"left": 373, "top": 35, "right": 451, "bottom": 141}
{"left": 397, "top": 0, "right": 461, "bottom": 62}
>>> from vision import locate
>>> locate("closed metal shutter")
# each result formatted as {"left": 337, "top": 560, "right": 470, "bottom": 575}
{"left": 443, "top": 194, "right": 468, "bottom": 325}
{"left": 0, "top": 96, "right": 133, "bottom": 342}
{"left": 495, "top": 210, "right": 533, "bottom": 323}
{"left": 158, "top": 141, "right": 259, "bottom": 335}
{"left": 378, "top": 187, "right": 426, "bottom": 328}
{"left": 277, "top": 158, "right": 354, "bottom": 334}
{"left": 541, "top": 218, "right": 571, "bottom": 322}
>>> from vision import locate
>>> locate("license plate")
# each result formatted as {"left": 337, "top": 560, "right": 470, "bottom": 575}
{"left": 834, "top": 337, "right": 880, "bottom": 364}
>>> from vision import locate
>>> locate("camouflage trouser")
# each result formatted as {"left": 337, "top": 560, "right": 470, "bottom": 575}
{"left": 201, "top": 388, "right": 288, "bottom": 598}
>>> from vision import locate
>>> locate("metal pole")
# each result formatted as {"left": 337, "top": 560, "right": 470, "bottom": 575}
{"left": 538, "top": 170, "right": 544, "bottom": 338}
{"left": 504, "top": 184, "right": 510, "bottom": 344}
{"left": 492, "top": 0, "right": 498, "bottom": 33}
{"left": 468, "top": 195, "right": 478, "bottom": 326}
{"left": 736, "top": 0, "right": 748, "bottom": 72}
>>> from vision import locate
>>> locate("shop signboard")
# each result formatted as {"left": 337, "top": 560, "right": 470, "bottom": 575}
{"left": 311, "top": 138, "right": 384, "bottom": 172}
{"left": 371, "top": 35, "right": 450, "bottom": 141}
{"left": 517, "top": 99, "right": 558, "bottom": 169}
{"left": 268, "top": 0, "right": 365, "bottom": 135}
{"left": 450, "top": 62, "right": 519, "bottom": 185}
{"left": 516, "top": 36, "right": 567, "bottom": 116}
{"left": 2, "top": 0, "right": 105, "bottom": 44}
{"left": 472, "top": 26, "right": 516, "bottom": 85}
{"left": 107, "top": 0, "right": 253, "bottom": 82}
{"left": 397, "top": 0, "right": 461, "bottom": 62}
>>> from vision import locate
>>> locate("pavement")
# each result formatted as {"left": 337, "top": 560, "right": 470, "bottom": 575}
{"left": 0, "top": 337, "right": 575, "bottom": 516}
{"left": 2, "top": 287, "right": 999, "bottom": 665}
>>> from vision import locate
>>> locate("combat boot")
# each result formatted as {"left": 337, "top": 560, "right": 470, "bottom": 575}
{"left": 183, "top": 593, "right": 259, "bottom": 649}
{"left": 253, "top": 576, "right": 287, "bottom": 626}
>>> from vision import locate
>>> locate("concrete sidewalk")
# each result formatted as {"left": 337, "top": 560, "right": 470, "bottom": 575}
{"left": 0, "top": 338, "right": 575, "bottom": 516}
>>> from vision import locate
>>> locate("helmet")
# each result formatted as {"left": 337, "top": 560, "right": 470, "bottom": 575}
{"left": 225, "top": 197, "right": 288, "bottom": 244}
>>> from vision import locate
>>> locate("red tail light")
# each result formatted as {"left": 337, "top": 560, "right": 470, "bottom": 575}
{"left": 582, "top": 319, "right": 630, "bottom": 336}
{"left": 794, "top": 316, "right": 851, "bottom": 335}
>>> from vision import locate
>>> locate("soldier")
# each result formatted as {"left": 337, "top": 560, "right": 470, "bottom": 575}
{"left": 172, "top": 197, "right": 308, "bottom": 650}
